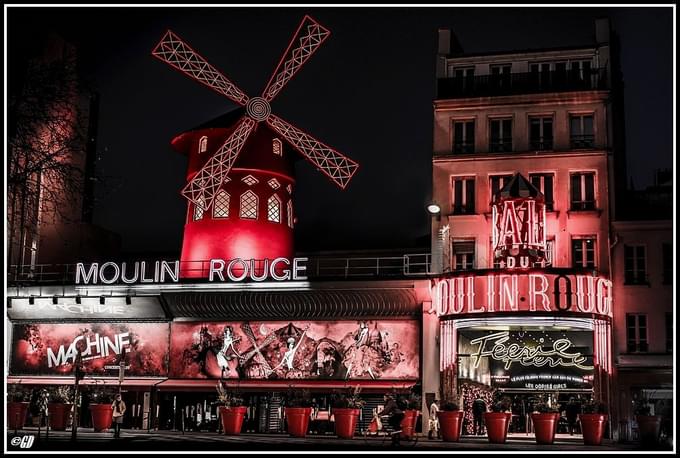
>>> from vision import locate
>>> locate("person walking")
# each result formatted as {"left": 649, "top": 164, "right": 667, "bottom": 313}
{"left": 472, "top": 396, "right": 487, "bottom": 436}
{"left": 111, "top": 393, "right": 127, "bottom": 438}
{"left": 565, "top": 397, "right": 580, "bottom": 436}
{"left": 428, "top": 399, "right": 440, "bottom": 440}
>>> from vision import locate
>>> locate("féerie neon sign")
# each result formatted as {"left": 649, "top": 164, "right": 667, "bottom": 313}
{"left": 470, "top": 331, "right": 594, "bottom": 370}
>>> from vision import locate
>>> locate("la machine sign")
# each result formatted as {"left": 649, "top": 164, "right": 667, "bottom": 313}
{"left": 75, "top": 257, "right": 309, "bottom": 285}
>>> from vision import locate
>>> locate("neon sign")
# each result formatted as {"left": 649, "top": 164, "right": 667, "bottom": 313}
{"left": 469, "top": 331, "right": 594, "bottom": 371}
{"left": 75, "top": 257, "right": 309, "bottom": 284}
{"left": 429, "top": 273, "right": 613, "bottom": 318}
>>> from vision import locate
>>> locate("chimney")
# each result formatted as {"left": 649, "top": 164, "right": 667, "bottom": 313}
{"left": 438, "top": 28, "right": 451, "bottom": 55}
{"left": 595, "top": 18, "right": 610, "bottom": 45}
{"left": 437, "top": 28, "right": 464, "bottom": 79}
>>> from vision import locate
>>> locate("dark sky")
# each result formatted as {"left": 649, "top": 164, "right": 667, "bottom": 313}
{"left": 7, "top": 6, "right": 674, "bottom": 254}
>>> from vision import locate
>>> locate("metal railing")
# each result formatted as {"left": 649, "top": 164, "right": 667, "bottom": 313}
{"left": 7, "top": 253, "right": 434, "bottom": 285}
{"left": 437, "top": 68, "right": 608, "bottom": 99}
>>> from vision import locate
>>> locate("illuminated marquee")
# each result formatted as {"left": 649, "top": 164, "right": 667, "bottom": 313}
{"left": 429, "top": 272, "right": 613, "bottom": 318}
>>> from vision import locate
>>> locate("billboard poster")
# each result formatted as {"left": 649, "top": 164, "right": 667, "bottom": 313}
{"left": 170, "top": 320, "right": 420, "bottom": 380}
{"left": 10, "top": 322, "right": 170, "bottom": 377}
{"left": 458, "top": 329, "right": 594, "bottom": 390}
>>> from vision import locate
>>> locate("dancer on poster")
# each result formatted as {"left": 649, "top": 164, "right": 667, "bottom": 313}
{"left": 216, "top": 325, "right": 242, "bottom": 378}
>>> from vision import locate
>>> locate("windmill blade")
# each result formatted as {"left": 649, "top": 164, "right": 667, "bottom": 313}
{"left": 182, "top": 116, "right": 256, "bottom": 209}
{"left": 260, "top": 15, "right": 330, "bottom": 103}
{"left": 152, "top": 30, "right": 249, "bottom": 107}
{"left": 266, "top": 114, "right": 359, "bottom": 189}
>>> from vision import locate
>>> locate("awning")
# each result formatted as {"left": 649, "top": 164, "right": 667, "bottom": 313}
{"left": 155, "top": 379, "right": 416, "bottom": 393}
{"left": 162, "top": 289, "right": 420, "bottom": 320}
{"left": 7, "top": 376, "right": 166, "bottom": 387}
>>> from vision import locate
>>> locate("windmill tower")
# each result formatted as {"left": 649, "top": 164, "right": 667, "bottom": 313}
{"left": 153, "top": 16, "right": 359, "bottom": 278}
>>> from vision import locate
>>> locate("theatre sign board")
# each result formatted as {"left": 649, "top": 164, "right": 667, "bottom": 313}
{"left": 428, "top": 271, "right": 613, "bottom": 318}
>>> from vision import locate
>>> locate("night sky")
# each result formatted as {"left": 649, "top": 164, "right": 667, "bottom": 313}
{"left": 7, "top": 7, "right": 674, "bottom": 254}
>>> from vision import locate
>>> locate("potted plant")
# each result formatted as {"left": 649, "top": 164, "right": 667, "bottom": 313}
{"left": 216, "top": 381, "right": 246, "bottom": 435}
{"left": 398, "top": 392, "right": 421, "bottom": 439}
{"left": 331, "top": 386, "right": 364, "bottom": 439}
{"left": 634, "top": 396, "right": 661, "bottom": 446}
{"left": 531, "top": 403, "right": 560, "bottom": 445}
{"left": 48, "top": 386, "right": 74, "bottom": 431}
{"left": 484, "top": 398, "right": 512, "bottom": 444}
{"left": 7, "top": 385, "right": 31, "bottom": 430}
{"left": 88, "top": 387, "right": 116, "bottom": 432}
{"left": 283, "top": 387, "right": 314, "bottom": 437}
{"left": 438, "top": 401, "right": 464, "bottom": 442}
{"left": 579, "top": 400, "right": 608, "bottom": 446}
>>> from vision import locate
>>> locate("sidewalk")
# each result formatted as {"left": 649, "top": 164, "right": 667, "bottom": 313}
{"left": 8, "top": 427, "right": 667, "bottom": 452}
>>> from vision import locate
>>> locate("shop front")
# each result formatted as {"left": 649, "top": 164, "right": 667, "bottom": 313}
{"left": 431, "top": 270, "right": 613, "bottom": 437}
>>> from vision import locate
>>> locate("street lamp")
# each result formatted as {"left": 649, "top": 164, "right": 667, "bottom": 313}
{"left": 427, "top": 203, "right": 441, "bottom": 215}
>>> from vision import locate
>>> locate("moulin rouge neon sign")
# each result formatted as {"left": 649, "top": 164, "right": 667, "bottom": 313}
{"left": 75, "top": 257, "right": 309, "bottom": 284}
{"left": 429, "top": 273, "right": 613, "bottom": 318}
{"left": 469, "top": 331, "right": 594, "bottom": 370}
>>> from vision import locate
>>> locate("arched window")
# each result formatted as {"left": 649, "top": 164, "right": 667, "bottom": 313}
{"left": 287, "top": 200, "right": 293, "bottom": 228}
{"left": 267, "top": 195, "right": 281, "bottom": 223}
{"left": 213, "top": 190, "right": 230, "bottom": 218}
{"left": 199, "top": 136, "right": 208, "bottom": 154}
{"left": 240, "top": 190, "right": 258, "bottom": 219}
{"left": 272, "top": 138, "right": 282, "bottom": 156}
{"left": 193, "top": 197, "right": 205, "bottom": 221}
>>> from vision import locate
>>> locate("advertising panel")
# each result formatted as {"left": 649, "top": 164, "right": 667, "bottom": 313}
{"left": 170, "top": 320, "right": 420, "bottom": 380}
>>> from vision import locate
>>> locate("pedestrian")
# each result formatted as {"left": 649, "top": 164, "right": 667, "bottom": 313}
{"left": 565, "top": 397, "right": 580, "bottom": 436}
{"left": 112, "top": 393, "right": 127, "bottom": 438}
{"left": 428, "top": 399, "right": 440, "bottom": 439}
{"left": 472, "top": 396, "right": 487, "bottom": 436}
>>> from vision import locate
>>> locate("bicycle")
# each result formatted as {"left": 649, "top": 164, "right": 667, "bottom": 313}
{"left": 362, "top": 413, "right": 419, "bottom": 448}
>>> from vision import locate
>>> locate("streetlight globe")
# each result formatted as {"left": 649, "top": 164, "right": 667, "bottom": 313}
{"left": 427, "top": 204, "right": 441, "bottom": 214}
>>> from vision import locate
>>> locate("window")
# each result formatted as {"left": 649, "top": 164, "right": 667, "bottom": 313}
{"left": 453, "top": 120, "right": 475, "bottom": 154}
{"left": 272, "top": 138, "right": 282, "bottom": 156}
{"left": 570, "top": 114, "right": 594, "bottom": 148}
{"left": 529, "top": 62, "right": 552, "bottom": 88}
{"left": 666, "top": 313, "right": 673, "bottom": 353}
{"left": 490, "top": 64, "right": 511, "bottom": 90}
{"left": 268, "top": 178, "right": 281, "bottom": 190}
{"left": 452, "top": 177, "right": 475, "bottom": 215}
{"left": 453, "top": 240, "right": 475, "bottom": 271}
{"left": 529, "top": 173, "right": 554, "bottom": 211}
{"left": 239, "top": 191, "right": 258, "bottom": 219}
{"left": 212, "top": 191, "right": 230, "bottom": 219}
{"left": 570, "top": 60, "right": 592, "bottom": 85}
{"left": 533, "top": 239, "right": 554, "bottom": 268}
{"left": 193, "top": 197, "right": 205, "bottom": 221}
{"left": 624, "top": 245, "right": 647, "bottom": 285}
{"left": 199, "top": 136, "right": 208, "bottom": 154}
{"left": 626, "top": 314, "right": 648, "bottom": 353}
{"left": 529, "top": 116, "right": 553, "bottom": 150}
{"left": 287, "top": 200, "right": 293, "bottom": 228}
{"left": 452, "top": 67, "right": 475, "bottom": 93}
{"left": 489, "top": 174, "right": 513, "bottom": 200}
{"left": 267, "top": 195, "right": 281, "bottom": 223}
{"left": 242, "top": 175, "right": 259, "bottom": 186}
{"left": 663, "top": 243, "right": 672, "bottom": 285}
{"left": 490, "top": 118, "right": 512, "bottom": 152}
{"left": 570, "top": 172, "right": 596, "bottom": 211}
{"left": 572, "top": 237, "right": 596, "bottom": 269}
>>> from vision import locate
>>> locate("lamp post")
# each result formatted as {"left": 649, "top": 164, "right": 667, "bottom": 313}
{"left": 428, "top": 203, "right": 443, "bottom": 274}
{"left": 71, "top": 350, "right": 84, "bottom": 442}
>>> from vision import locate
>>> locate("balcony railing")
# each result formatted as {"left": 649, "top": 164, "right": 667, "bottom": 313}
{"left": 437, "top": 68, "right": 608, "bottom": 98}
{"left": 7, "top": 254, "right": 434, "bottom": 285}
{"left": 570, "top": 134, "right": 595, "bottom": 149}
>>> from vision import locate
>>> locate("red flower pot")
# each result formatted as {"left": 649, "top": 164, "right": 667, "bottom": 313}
{"left": 400, "top": 409, "right": 419, "bottom": 439}
{"left": 333, "top": 408, "right": 360, "bottom": 439}
{"left": 580, "top": 413, "right": 608, "bottom": 445}
{"left": 7, "top": 402, "right": 29, "bottom": 430}
{"left": 285, "top": 407, "right": 312, "bottom": 437}
{"left": 89, "top": 404, "right": 113, "bottom": 432}
{"left": 48, "top": 403, "right": 72, "bottom": 431}
{"left": 439, "top": 410, "right": 464, "bottom": 442}
{"left": 532, "top": 413, "right": 559, "bottom": 445}
{"left": 636, "top": 415, "right": 661, "bottom": 445}
{"left": 219, "top": 406, "right": 247, "bottom": 435}
{"left": 484, "top": 412, "right": 511, "bottom": 444}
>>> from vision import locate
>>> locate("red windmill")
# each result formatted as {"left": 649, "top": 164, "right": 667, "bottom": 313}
{"left": 152, "top": 16, "right": 359, "bottom": 278}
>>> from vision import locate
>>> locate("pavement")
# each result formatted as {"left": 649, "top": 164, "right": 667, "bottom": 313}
{"left": 5, "top": 427, "right": 674, "bottom": 453}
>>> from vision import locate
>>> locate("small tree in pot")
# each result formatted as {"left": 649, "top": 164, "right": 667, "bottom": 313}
{"left": 7, "top": 385, "right": 31, "bottom": 430}
{"left": 216, "top": 381, "right": 246, "bottom": 435}
{"left": 331, "top": 386, "right": 365, "bottom": 439}
{"left": 485, "top": 397, "right": 512, "bottom": 444}
{"left": 634, "top": 395, "right": 661, "bottom": 446}
{"left": 88, "top": 387, "right": 116, "bottom": 432}
{"left": 47, "top": 386, "right": 74, "bottom": 431}
{"left": 283, "top": 387, "right": 314, "bottom": 437}
{"left": 399, "top": 392, "right": 422, "bottom": 439}
{"left": 531, "top": 402, "right": 560, "bottom": 445}
{"left": 438, "top": 401, "right": 464, "bottom": 442}
{"left": 580, "top": 399, "right": 608, "bottom": 445}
